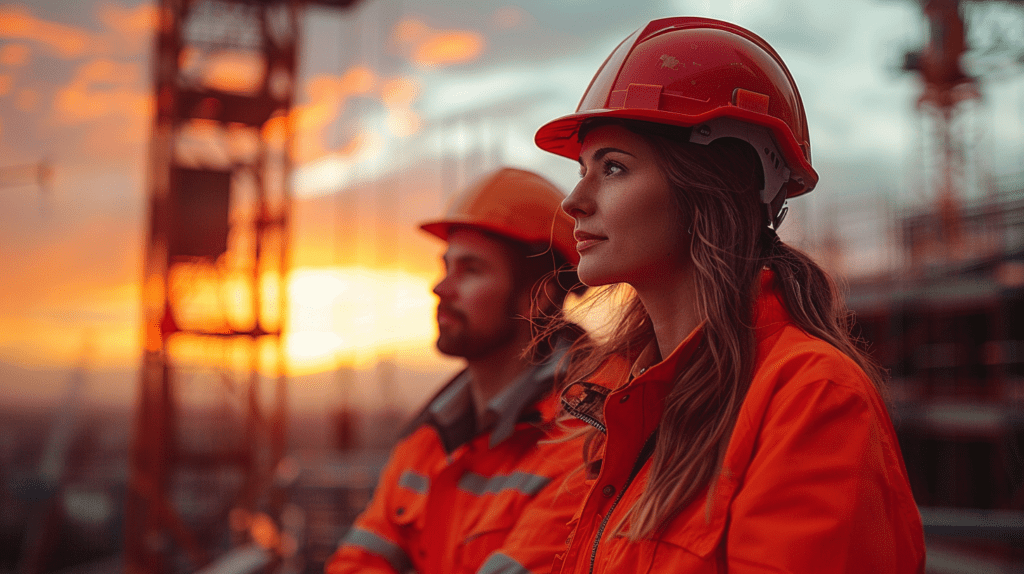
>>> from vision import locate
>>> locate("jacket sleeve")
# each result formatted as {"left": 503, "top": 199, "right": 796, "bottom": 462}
{"left": 725, "top": 377, "right": 926, "bottom": 574}
{"left": 325, "top": 446, "right": 417, "bottom": 574}
{"left": 475, "top": 437, "right": 589, "bottom": 574}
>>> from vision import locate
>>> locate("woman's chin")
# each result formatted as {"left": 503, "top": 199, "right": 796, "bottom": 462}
{"left": 576, "top": 266, "right": 617, "bottom": 288}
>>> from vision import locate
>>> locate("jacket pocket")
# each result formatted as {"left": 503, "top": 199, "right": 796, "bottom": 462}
{"left": 457, "top": 502, "right": 519, "bottom": 571}
{"left": 388, "top": 470, "right": 428, "bottom": 528}
{"left": 646, "top": 474, "right": 735, "bottom": 572}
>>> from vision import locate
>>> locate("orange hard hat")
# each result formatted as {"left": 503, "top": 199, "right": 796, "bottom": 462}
{"left": 420, "top": 167, "right": 578, "bottom": 266}
{"left": 535, "top": 17, "right": 818, "bottom": 226}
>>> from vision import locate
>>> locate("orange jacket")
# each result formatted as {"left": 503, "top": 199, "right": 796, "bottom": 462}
{"left": 326, "top": 347, "right": 586, "bottom": 574}
{"left": 553, "top": 272, "right": 926, "bottom": 574}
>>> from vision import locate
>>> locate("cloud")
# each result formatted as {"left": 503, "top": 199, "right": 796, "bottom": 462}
{"left": 53, "top": 58, "right": 150, "bottom": 124}
{"left": 413, "top": 31, "right": 485, "bottom": 67}
{"left": 0, "top": 3, "right": 155, "bottom": 62}
{"left": 0, "top": 4, "right": 97, "bottom": 59}
{"left": 381, "top": 76, "right": 420, "bottom": 109}
{"left": 192, "top": 50, "right": 266, "bottom": 93}
{"left": 286, "top": 66, "right": 378, "bottom": 162}
{"left": 0, "top": 43, "right": 30, "bottom": 67}
{"left": 392, "top": 17, "right": 486, "bottom": 68}
{"left": 96, "top": 1, "right": 156, "bottom": 45}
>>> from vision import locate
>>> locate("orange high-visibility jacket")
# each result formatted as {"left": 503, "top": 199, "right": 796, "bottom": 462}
{"left": 553, "top": 272, "right": 926, "bottom": 574}
{"left": 326, "top": 345, "right": 586, "bottom": 574}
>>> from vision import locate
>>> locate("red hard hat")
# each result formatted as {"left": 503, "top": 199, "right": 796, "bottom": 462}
{"left": 535, "top": 17, "right": 818, "bottom": 220}
{"left": 420, "top": 167, "right": 579, "bottom": 266}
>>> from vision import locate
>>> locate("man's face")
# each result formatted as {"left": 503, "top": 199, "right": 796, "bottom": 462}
{"left": 432, "top": 228, "right": 528, "bottom": 359}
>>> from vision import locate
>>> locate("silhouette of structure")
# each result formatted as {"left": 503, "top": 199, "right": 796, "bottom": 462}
{"left": 129, "top": 1, "right": 360, "bottom": 573}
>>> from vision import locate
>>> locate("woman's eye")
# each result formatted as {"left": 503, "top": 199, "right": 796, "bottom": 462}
{"left": 603, "top": 160, "right": 624, "bottom": 176}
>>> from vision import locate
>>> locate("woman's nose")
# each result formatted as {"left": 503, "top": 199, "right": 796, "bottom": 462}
{"left": 562, "top": 179, "right": 593, "bottom": 218}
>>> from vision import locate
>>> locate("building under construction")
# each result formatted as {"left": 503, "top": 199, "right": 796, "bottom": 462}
{"left": 844, "top": 0, "right": 1024, "bottom": 569}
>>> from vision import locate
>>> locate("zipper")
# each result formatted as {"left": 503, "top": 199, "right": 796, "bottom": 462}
{"left": 563, "top": 400, "right": 607, "bottom": 434}
{"left": 588, "top": 432, "right": 656, "bottom": 574}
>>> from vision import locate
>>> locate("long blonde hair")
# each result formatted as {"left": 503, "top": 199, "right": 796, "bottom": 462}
{"left": 545, "top": 118, "right": 886, "bottom": 539}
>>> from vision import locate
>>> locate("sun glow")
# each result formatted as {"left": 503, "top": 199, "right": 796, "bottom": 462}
{"left": 284, "top": 266, "right": 440, "bottom": 375}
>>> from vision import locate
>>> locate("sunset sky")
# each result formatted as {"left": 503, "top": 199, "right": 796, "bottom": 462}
{"left": 1, "top": 0, "right": 1022, "bottom": 411}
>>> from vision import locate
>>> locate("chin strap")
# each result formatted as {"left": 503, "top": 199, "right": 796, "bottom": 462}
{"left": 689, "top": 117, "right": 790, "bottom": 230}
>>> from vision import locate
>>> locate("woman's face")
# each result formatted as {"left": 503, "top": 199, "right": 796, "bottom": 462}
{"left": 562, "top": 124, "right": 690, "bottom": 289}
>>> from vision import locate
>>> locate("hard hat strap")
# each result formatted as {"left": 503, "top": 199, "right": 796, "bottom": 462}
{"left": 689, "top": 117, "right": 791, "bottom": 228}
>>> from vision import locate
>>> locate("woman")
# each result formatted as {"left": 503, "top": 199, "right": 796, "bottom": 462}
{"left": 532, "top": 17, "right": 926, "bottom": 573}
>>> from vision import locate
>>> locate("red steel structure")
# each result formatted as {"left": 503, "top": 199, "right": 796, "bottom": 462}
{"left": 129, "top": 1, "right": 358, "bottom": 572}
{"left": 901, "top": 0, "right": 982, "bottom": 265}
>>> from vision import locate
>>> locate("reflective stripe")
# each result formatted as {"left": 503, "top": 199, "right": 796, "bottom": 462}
{"left": 478, "top": 552, "right": 530, "bottom": 574}
{"left": 457, "top": 471, "right": 551, "bottom": 496}
{"left": 398, "top": 470, "right": 429, "bottom": 494}
{"left": 341, "top": 528, "right": 412, "bottom": 573}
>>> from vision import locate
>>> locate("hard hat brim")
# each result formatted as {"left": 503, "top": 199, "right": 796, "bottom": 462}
{"left": 419, "top": 219, "right": 580, "bottom": 267}
{"left": 534, "top": 107, "right": 818, "bottom": 198}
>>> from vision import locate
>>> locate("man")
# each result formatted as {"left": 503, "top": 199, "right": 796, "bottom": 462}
{"left": 326, "top": 168, "right": 586, "bottom": 574}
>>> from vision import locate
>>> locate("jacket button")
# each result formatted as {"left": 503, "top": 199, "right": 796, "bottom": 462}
{"left": 619, "top": 394, "right": 630, "bottom": 403}
{"left": 396, "top": 507, "right": 405, "bottom": 515}
{"left": 602, "top": 485, "right": 615, "bottom": 497}
{"left": 639, "top": 367, "right": 647, "bottom": 374}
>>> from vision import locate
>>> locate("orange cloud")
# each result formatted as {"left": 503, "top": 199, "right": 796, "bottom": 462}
{"left": 0, "top": 43, "right": 30, "bottom": 66}
{"left": 381, "top": 76, "right": 419, "bottom": 108}
{"left": 393, "top": 18, "right": 430, "bottom": 45}
{"left": 392, "top": 18, "right": 485, "bottom": 68}
{"left": 0, "top": 4, "right": 97, "bottom": 58}
{"left": 413, "top": 32, "right": 484, "bottom": 67}
{"left": 53, "top": 58, "right": 150, "bottom": 124}
{"left": 96, "top": 1, "right": 157, "bottom": 43}
{"left": 290, "top": 67, "right": 377, "bottom": 162}
{"left": 201, "top": 50, "right": 266, "bottom": 93}
{"left": 175, "top": 119, "right": 228, "bottom": 166}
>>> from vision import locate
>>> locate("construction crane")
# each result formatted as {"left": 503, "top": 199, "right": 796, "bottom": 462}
{"left": 901, "top": 0, "right": 1024, "bottom": 266}
{"left": 874, "top": 1, "right": 1024, "bottom": 565}
{"left": 128, "top": 2, "right": 360, "bottom": 573}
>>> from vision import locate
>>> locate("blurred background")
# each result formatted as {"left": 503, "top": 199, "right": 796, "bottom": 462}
{"left": 0, "top": 0, "right": 1022, "bottom": 572}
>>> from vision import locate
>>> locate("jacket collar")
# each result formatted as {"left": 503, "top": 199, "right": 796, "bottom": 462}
{"left": 563, "top": 269, "right": 790, "bottom": 432}
{"left": 627, "top": 322, "right": 704, "bottom": 385}
{"left": 404, "top": 341, "right": 569, "bottom": 453}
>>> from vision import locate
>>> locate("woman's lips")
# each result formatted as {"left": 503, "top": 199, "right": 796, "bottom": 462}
{"left": 574, "top": 231, "right": 606, "bottom": 252}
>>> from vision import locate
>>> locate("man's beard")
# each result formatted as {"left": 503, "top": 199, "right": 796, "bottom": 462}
{"left": 435, "top": 299, "right": 522, "bottom": 360}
